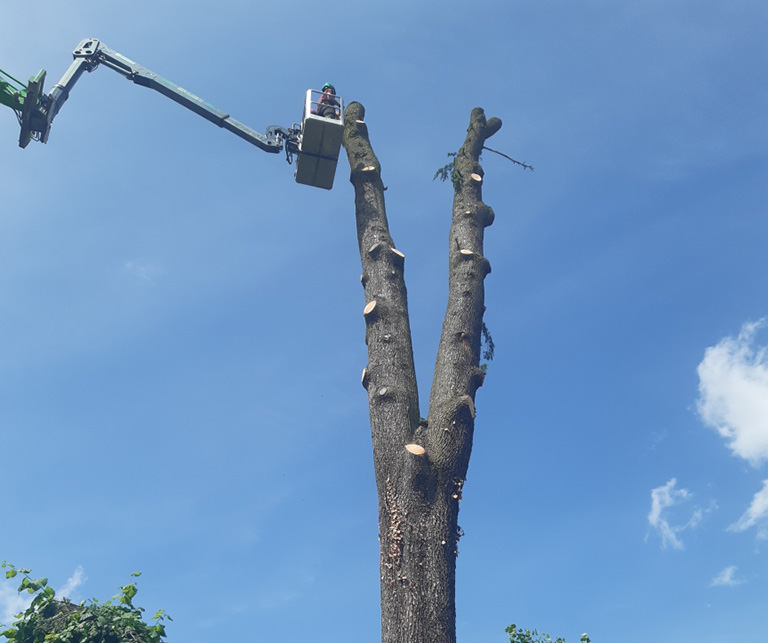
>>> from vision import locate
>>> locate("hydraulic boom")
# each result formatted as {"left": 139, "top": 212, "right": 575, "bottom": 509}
{"left": 10, "top": 38, "right": 299, "bottom": 157}
{"left": 3, "top": 38, "right": 345, "bottom": 189}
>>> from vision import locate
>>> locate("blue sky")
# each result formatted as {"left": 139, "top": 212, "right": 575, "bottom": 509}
{"left": 1, "top": 1, "right": 766, "bottom": 642}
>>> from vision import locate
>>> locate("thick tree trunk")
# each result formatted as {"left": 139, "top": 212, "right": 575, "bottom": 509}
{"left": 342, "top": 103, "right": 501, "bottom": 643}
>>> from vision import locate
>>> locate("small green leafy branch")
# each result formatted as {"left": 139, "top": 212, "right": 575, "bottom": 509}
{"left": 1, "top": 562, "right": 171, "bottom": 643}
{"left": 433, "top": 152, "right": 461, "bottom": 188}
{"left": 433, "top": 147, "right": 534, "bottom": 188}
{"left": 506, "top": 623, "right": 592, "bottom": 643}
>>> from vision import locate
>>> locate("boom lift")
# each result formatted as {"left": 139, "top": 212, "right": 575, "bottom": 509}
{"left": 0, "top": 38, "right": 344, "bottom": 189}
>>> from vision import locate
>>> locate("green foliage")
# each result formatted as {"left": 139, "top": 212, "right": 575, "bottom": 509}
{"left": 506, "top": 624, "right": 591, "bottom": 643}
{"left": 479, "top": 321, "right": 495, "bottom": 373}
{"left": 1, "top": 563, "right": 171, "bottom": 643}
{"left": 432, "top": 152, "right": 460, "bottom": 189}
{"left": 481, "top": 322, "right": 495, "bottom": 362}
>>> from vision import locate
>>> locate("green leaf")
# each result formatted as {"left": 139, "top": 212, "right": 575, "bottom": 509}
{"left": 21, "top": 576, "right": 49, "bottom": 593}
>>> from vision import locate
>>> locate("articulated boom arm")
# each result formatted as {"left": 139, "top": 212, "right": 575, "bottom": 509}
{"left": 19, "top": 38, "right": 296, "bottom": 155}
{"left": 4, "top": 39, "right": 347, "bottom": 189}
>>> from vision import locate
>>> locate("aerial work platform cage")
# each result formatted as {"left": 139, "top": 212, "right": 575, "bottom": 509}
{"left": 294, "top": 89, "right": 344, "bottom": 190}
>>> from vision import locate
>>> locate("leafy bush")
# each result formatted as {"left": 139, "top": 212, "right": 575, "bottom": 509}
{"left": 506, "top": 623, "right": 591, "bottom": 643}
{"left": 1, "top": 563, "right": 171, "bottom": 643}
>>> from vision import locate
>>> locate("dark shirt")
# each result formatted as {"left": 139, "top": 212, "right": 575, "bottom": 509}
{"left": 317, "top": 92, "right": 340, "bottom": 119}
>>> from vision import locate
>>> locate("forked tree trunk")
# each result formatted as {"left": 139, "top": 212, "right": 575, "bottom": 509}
{"left": 342, "top": 103, "right": 501, "bottom": 643}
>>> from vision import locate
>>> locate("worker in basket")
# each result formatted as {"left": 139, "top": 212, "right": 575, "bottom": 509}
{"left": 315, "top": 82, "right": 340, "bottom": 119}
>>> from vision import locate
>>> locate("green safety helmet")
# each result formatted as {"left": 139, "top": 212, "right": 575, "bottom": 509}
{"left": 322, "top": 82, "right": 336, "bottom": 94}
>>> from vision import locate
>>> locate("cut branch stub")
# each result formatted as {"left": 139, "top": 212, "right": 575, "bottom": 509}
{"left": 405, "top": 443, "right": 426, "bottom": 456}
{"left": 470, "top": 173, "right": 483, "bottom": 184}
{"left": 460, "top": 395, "right": 476, "bottom": 419}
{"left": 363, "top": 300, "right": 377, "bottom": 317}
{"left": 390, "top": 247, "right": 405, "bottom": 268}
{"left": 355, "top": 163, "right": 380, "bottom": 183}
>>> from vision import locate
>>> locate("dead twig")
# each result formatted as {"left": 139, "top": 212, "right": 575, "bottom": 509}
{"left": 482, "top": 145, "right": 534, "bottom": 171}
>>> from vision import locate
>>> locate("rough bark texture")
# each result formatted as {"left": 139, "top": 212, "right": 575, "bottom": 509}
{"left": 342, "top": 103, "right": 501, "bottom": 643}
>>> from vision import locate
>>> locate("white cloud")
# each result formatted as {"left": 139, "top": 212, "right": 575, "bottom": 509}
{"left": 647, "top": 478, "right": 708, "bottom": 549}
{"left": 57, "top": 566, "right": 86, "bottom": 600}
{"left": 729, "top": 479, "right": 768, "bottom": 539}
{"left": 710, "top": 565, "right": 744, "bottom": 587}
{"left": 0, "top": 582, "right": 31, "bottom": 626}
{"left": 696, "top": 320, "right": 768, "bottom": 466}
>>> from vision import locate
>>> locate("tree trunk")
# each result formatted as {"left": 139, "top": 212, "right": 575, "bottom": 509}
{"left": 342, "top": 103, "right": 501, "bottom": 643}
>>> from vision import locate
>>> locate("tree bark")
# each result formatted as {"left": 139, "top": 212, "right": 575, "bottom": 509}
{"left": 342, "top": 103, "right": 501, "bottom": 643}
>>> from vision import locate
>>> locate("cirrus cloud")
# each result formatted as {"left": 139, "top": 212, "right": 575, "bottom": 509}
{"left": 647, "top": 478, "right": 710, "bottom": 550}
{"left": 728, "top": 479, "right": 768, "bottom": 539}
{"left": 710, "top": 565, "right": 744, "bottom": 587}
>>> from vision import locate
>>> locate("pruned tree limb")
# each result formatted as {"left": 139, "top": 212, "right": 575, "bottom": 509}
{"left": 342, "top": 100, "right": 421, "bottom": 465}
{"left": 427, "top": 108, "right": 500, "bottom": 468}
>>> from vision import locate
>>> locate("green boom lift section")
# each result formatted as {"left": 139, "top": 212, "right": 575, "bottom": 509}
{"left": 1, "top": 67, "right": 47, "bottom": 148}
{"left": 0, "top": 68, "right": 26, "bottom": 111}
{"left": 0, "top": 39, "right": 344, "bottom": 189}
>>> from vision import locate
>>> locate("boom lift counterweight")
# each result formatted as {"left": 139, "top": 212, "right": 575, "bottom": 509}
{"left": 2, "top": 38, "right": 344, "bottom": 189}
